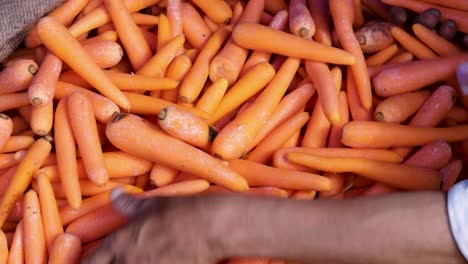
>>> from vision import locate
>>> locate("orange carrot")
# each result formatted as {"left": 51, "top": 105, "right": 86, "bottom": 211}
{"left": 190, "top": 0, "right": 233, "bottom": 24}
{"left": 289, "top": 0, "right": 316, "bottom": 38}
{"left": 7, "top": 221, "right": 23, "bottom": 264}
{"left": 374, "top": 91, "right": 431, "bottom": 123}
{"left": 181, "top": 2, "right": 212, "bottom": 49}
{"left": 137, "top": 35, "right": 185, "bottom": 77}
{"left": 412, "top": 24, "right": 460, "bottom": 56}
{"left": 10, "top": 116, "right": 29, "bottom": 136}
{"left": 0, "top": 154, "right": 17, "bottom": 170}
{"left": 130, "top": 13, "right": 159, "bottom": 26}
{"left": 150, "top": 164, "right": 179, "bottom": 187}
{"left": 48, "top": 233, "right": 81, "bottom": 264}
{"left": 447, "top": 106, "right": 468, "bottom": 123}
{"left": 83, "top": 0, "right": 104, "bottom": 14}
{"left": 157, "top": 14, "right": 172, "bottom": 51}
{"left": 138, "top": 179, "right": 210, "bottom": 198}
{"left": 36, "top": 17, "right": 130, "bottom": 110}
{"left": 0, "top": 114, "right": 13, "bottom": 153}
{"left": 265, "top": 0, "right": 288, "bottom": 14}
{"left": 0, "top": 230, "right": 8, "bottom": 263}
{"left": 28, "top": 52, "right": 62, "bottom": 106}
{"left": 308, "top": 0, "right": 332, "bottom": 45}
{"left": 30, "top": 101, "right": 53, "bottom": 136}
{"left": 76, "top": 36, "right": 125, "bottom": 69}
{"left": 204, "top": 15, "right": 220, "bottom": 32}
{"left": 372, "top": 54, "right": 468, "bottom": 97}
{"left": 68, "top": 92, "right": 108, "bottom": 186}
{"left": 290, "top": 190, "right": 316, "bottom": 200}
{"left": 287, "top": 153, "right": 441, "bottom": 191}
{"left": 23, "top": 190, "right": 46, "bottom": 264}
{"left": 352, "top": 0, "right": 366, "bottom": 28}
{"left": 365, "top": 44, "right": 399, "bottom": 67}
{"left": 386, "top": 52, "right": 414, "bottom": 64}
{"left": 106, "top": 113, "right": 249, "bottom": 191}
{"left": 441, "top": 159, "right": 462, "bottom": 192}
{"left": 1, "top": 136, "right": 34, "bottom": 154}
{"left": 342, "top": 121, "right": 468, "bottom": 149}
{"left": 330, "top": 0, "right": 372, "bottom": 109}
{"left": 103, "top": 70, "right": 179, "bottom": 91}
{"left": 0, "top": 137, "right": 51, "bottom": 227}
{"left": 328, "top": 91, "right": 349, "bottom": 148}
{"left": 347, "top": 68, "right": 373, "bottom": 121}
{"left": 302, "top": 102, "right": 331, "bottom": 148}
{"left": 161, "top": 54, "right": 193, "bottom": 103}
{"left": 54, "top": 98, "right": 81, "bottom": 209}
{"left": 0, "top": 60, "right": 38, "bottom": 95}
{"left": 390, "top": 26, "right": 437, "bottom": 60}
{"left": 195, "top": 79, "right": 229, "bottom": 115}
{"left": 59, "top": 70, "right": 92, "bottom": 88}
{"left": 178, "top": 25, "right": 233, "bottom": 103}
{"left": 404, "top": 140, "right": 452, "bottom": 170}
{"left": 229, "top": 159, "right": 332, "bottom": 191}
{"left": 230, "top": 2, "right": 244, "bottom": 25}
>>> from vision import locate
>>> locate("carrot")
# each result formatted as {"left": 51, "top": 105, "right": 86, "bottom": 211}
{"left": 103, "top": 70, "right": 178, "bottom": 91}
{"left": 229, "top": 159, "right": 332, "bottom": 191}
{"left": 134, "top": 173, "right": 150, "bottom": 190}
{"left": 347, "top": 68, "right": 373, "bottom": 121}
{"left": 233, "top": 23, "right": 355, "bottom": 66}
{"left": 161, "top": 55, "right": 192, "bottom": 103}
{"left": 441, "top": 159, "right": 463, "bottom": 192}
{"left": 130, "top": 13, "right": 159, "bottom": 26}
{"left": 23, "top": 190, "right": 46, "bottom": 264}
{"left": 0, "top": 60, "right": 38, "bottom": 95}
{"left": 30, "top": 101, "right": 53, "bottom": 136}
{"left": 374, "top": 91, "right": 431, "bottom": 123}
{"left": 190, "top": 0, "right": 232, "bottom": 24}
{"left": 302, "top": 102, "right": 331, "bottom": 148}
{"left": 150, "top": 164, "right": 179, "bottom": 186}
{"left": 372, "top": 55, "right": 468, "bottom": 97}
{"left": 0, "top": 154, "right": 17, "bottom": 170}
{"left": 59, "top": 70, "right": 92, "bottom": 88}
{"left": 308, "top": 0, "right": 332, "bottom": 46}
{"left": 265, "top": 0, "right": 288, "bottom": 14}
{"left": 1, "top": 136, "right": 35, "bottom": 154}
{"left": 0, "top": 230, "right": 8, "bottom": 263}
{"left": 137, "top": 35, "right": 185, "bottom": 77}
{"left": 212, "top": 58, "right": 300, "bottom": 160}
{"left": 157, "top": 14, "right": 172, "bottom": 51}
{"left": 418, "top": 0, "right": 468, "bottom": 12}
{"left": 106, "top": 113, "right": 248, "bottom": 191}
{"left": 0, "top": 114, "right": 13, "bottom": 153}
{"left": 204, "top": 15, "right": 220, "bottom": 33}
{"left": 48, "top": 233, "right": 81, "bottom": 264}
{"left": 247, "top": 112, "right": 310, "bottom": 164}
{"left": 181, "top": 2, "right": 212, "bottom": 49}
{"left": 167, "top": 0, "right": 183, "bottom": 38}
{"left": 328, "top": 91, "right": 349, "bottom": 148}
{"left": 230, "top": 2, "right": 244, "bottom": 25}
{"left": 36, "top": 17, "right": 130, "bottom": 111}
{"left": 355, "top": 21, "right": 394, "bottom": 53}
{"left": 27, "top": 52, "right": 62, "bottom": 106}
{"left": 412, "top": 24, "right": 461, "bottom": 56}
{"left": 287, "top": 153, "right": 441, "bottom": 191}
{"left": 68, "top": 92, "right": 108, "bottom": 186}
{"left": 82, "top": 0, "right": 104, "bottom": 14}
{"left": 289, "top": 0, "right": 316, "bottom": 38}
{"left": 404, "top": 140, "right": 452, "bottom": 170}
{"left": 342, "top": 121, "right": 468, "bottom": 149}
{"left": 386, "top": 52, "right": 413, "bottom": 64}
{"left": 365, "top": 44, "right": 399, "bottom": 67}
{"left": 390, "top": 26, "right": 437, "bottom": 60}
{"left": 447, "top": 106, "right": 468, "bottom": 123}
{"left": 0, "top": 137, "right": 51, "bottom": 227}
{"left": 228, "top": 258, "right": 271, "bottom": 264}
{"left": 330, "top": 0, "right": 372, "bottom": 109}
{"left": 8, "top": 221, "right": 23, "bottom": 264}
{"left": 382, "top": 0, "right": 468, "bottom": 33}
{"left": 54, "top": 98, "right": 81, "bottom": 209}
{"left": 352, "top": 0, "right": 366, "bottom": 28}
{"left": 55, "top": 81, "right": 120, "bottom": 123}
{"left": 247, "top": 187, "right": 291, "bottom": 198}
{"left": 138, "top": 179, "right": 210, "bottom": 198}
{"left": 177, "top": 26, "right": 232, "bottom": 104}
{"left": 10, "top": 116, "right": 29, "bottom": 136}
{"left": 195, "top": 79, "right": 229, "bottom": 115}
{"left": 209, "top": 0, "right": 265, "bottom": 85}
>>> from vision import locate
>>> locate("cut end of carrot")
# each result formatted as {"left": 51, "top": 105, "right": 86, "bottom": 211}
{"left": 299, "top": 28, "right": 309, "bottom": 38}
{"left": 31, "top": 97, "right": 43, "bottom": 106}
{"left": 36, "top": 129, "right": 48, "bottom": 136}
{"left": 43, "top": 135, "right": 53, "bottom": 142}
{"left": 179, "top": 96, "right": 189, "bottom": 103}
{"left": 357, "top": 35, "right": 366, "bottom": 45}
{"left": 112, "top": 112, "right": 127, "bottom": 122}
{"left": 0, "top": 113, "right": 9, "bottom": 120}
{"left": 158, "top": 108, "right": 168, "bottom": 120}
{"left": 28, "top": 64, "right": 38, "bottom": 75}
{"left": 374, "top": 112, "right": 384, "bottom": 122}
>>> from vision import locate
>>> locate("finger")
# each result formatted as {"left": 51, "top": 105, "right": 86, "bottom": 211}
{"left": 457, "top": 63, "right": 468, "bottom": 96}
{"left": 81, "top": 249, "right": 114, "bottom": 264}
{"left": 111, "top": 187, "right": 144, "bottom": 219}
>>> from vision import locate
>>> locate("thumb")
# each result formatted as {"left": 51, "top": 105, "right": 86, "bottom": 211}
{"left": 110, "top": 187, "right": 145, "bottom": 219}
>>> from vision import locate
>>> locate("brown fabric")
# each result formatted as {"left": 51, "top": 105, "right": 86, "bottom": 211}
{"left": 0, "top": 0, "right": 65, "bottom": 62}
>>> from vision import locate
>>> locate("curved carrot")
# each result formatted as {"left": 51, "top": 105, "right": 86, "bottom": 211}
{"left": 30, "top": 101, "right": 53, "bottom": 136}
{"left": 386, "top": 51, "right": 413, "bottom": 64}
{"left": 48, "top": 233, "right": 81, "bottom": 264}
{"left": 0, "top": 137, "right": 51, "bottom": 227}
{"left": 157, "top": 14, "right": 172, "bottom": 51}
{"left": 150, "top": 164, "right": 179, "bottom": 187}
{"left": 0, "top": 114, "right": 13, "bottom": 153}
{"left": 287, "top": 153, "right": 441, "bottom": 191}
{"left": 374, "top": 91, "right": 431, "bottom": 123}
{"left": 412, "top": 24, "right": 460, "bottom": 56}
{"left": 441, "top": 159, "right": 463, "bottom": 192}
{"left": 8, "top": 221, "right": 23, "bottom": 264}
{"left": 178, "top": 26, "right": 232, "bottom": 103}
{"left": 342, "top": 121, "right": 468, "bottom": 149}
{"left": 1, "top": 136, "right": 35, "bottom": 154}
{"left": 106, "top": 113, "right": 248, "bottom": 191}
{"left": 233, "top": 23, "right": 355, "bottom": 65}
{"left": 390, "top": 26, "right": 437, "bottom": 60}
{"left": 404, "top": 140, "right": 452, "bottom": 170}
{"left": 138, "top": 179, "right": 210, "bottom": 198}
{"left": 447, "top": 106, "right": 468, "bottom": 123}
{"left": 137, "top": 35, "right": 185, "bottom": 77}
{"left": 68, "top": 92, "right": 108, "bottom": 186}
{"left": 23, "top": 190, "right": 46, "bottom": 264}
{"left": 190, "top": 0, "right": 233, "bottom": 24}
{"left": 10, "top": 116, "right": 29, "bottom": 136}
{"left": 195, "top": 79, "right": 229, "bottom": 115}
{"left": 372, "top": 54, "right": 468, "bottom": 97}
{"left": 229, "top": 159, "right": 332, "bottom": 191}
{"left": 365, "top": 44, "right": 399, "bottom": 67}
{"left": 0, "top": 60, "right": 38, "bottom": 96}
{"left": 330, "top": 0, "right": 372, "bottom": 109}
{"left": 28, "top": 52, "right": 62, "bottom": 106}
{"left": 308, "top": 0, "right": 332, "bottom": 45}
{"left": 289, "top": 0, "right": 316, "bottom": 38}
{"left": 161, "top": 55, "right": 192, "bottom": 103}
{"left": 181, "top": 2, "right": 212, "bottom": 49}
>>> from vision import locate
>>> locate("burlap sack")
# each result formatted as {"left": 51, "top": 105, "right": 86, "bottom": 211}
{"left": 0, "top": 0, "right": 65, "bottom": 62}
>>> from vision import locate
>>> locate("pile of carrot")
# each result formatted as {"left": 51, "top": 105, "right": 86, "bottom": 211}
{"left": 0, "top": 0, "right": 467, "bottom": 263}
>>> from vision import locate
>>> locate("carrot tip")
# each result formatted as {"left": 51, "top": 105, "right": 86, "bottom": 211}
{"left": 374, "top": 112, "right": 384, "bottom": 122}
{"left": 357, "top": 35, "right": 366, "bottom": 45}
{"left": 36, "top": 129, "right": 48, "bottom": 136}
{"left": 0, "top": 113, "right": 9, "bottom": 120}
{"left": 32, "top": 97, "right": 43, "bottom": 106}
{"left": 158, "top": 108, "right": 168, "bottom": 121}
{"left": 112, "top": 112, "right": 126, "bottom": 122}
{"left": 28, "top": 64, "right": 38, "bottom": 75}
{"left": 178, "top": 96, "right": 189, "bottom": 103}
{"left": 43, "top": 135, "right": 53, "bottom": 142}
{"left": 299, "top": 28, "right": 309, "bottom": 38}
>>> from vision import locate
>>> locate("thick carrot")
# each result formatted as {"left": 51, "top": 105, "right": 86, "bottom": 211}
{"left": 23, "top": 190, "right": 46, "bottom": 264}
{"left": 412, "top": 24, "right": 460, "bottom": 56}
{"left": 27, "top": 52, "right": 62, "bottom": 106}
{"left": 195, "top": 79, "right": 229, "bottom": 115}
{"left": 190, "top": 0, "right": 232, "bottom": 24}
{"left": 365, "top": 44, "right": 399, "bottom": 67}
{"left": 330, "top": 0, "right": 372, "bottom": 109}
{"left": 287, "top": 153, "right": 441, "bottom": 191}
{"left": 229, "top": 159, "right": 332, "bottom": 191}
{"left": 0, "top": 137, "right": 51, "bottom": 227}
{"left": 106, "top": 113, "right": 248, "bottom": 191}
{"left": 341, "top": 121, "right": 468, "bottom": 149}
{"left": 390, "top": 26, "right": 437, "bottom": 60}
{"left": 372, "top": 54, "right": 468, "bottom": 97}
{"left": 289, "top": 0, "right": 316, "bottom": 38}
{"left": 374, "top": 91, "right": 431, "bottom": 123}
{"left": 447, "top": 106, "right": 468, "bottom": 123}
{"left": 30, "top": 101, "right": 53, "bottom": 136}
{"left": 157, "top": 14, "right": 172, "bottom": 51}
{"left": 382, "top": 0, "right": 468, "bottom": 33}
{"left": 138, "top": 179, "right": 210, "bottom": 198}
{"left": 209, "top": 0, "right": 265, "bottom": 85}
{"left": 178, "top": 26, "right": 232, "bottom": 103}
{"left": 137, "top": 35, "right": 185, "bottom": 77}
{"left": 0, "top": 114, "right": 13, "bottom": 153}
{"left": 36, "top": 17, "right": 130, "bottom": 110}
{"left": 0, "top": 60, "right": 38, "bottom": 96}
{"left": 68, "top": 92, "right": 108, "bottom": 186}
{"left": 150, "top": 164, "right": 179, "bottom": 186}
{"left": 7, "top": 221, "right": 23, "bottom": 264}
{"left": 181, "top": 2, "right": 212, "bottom": 49}
{"left": 10, "top": 116, "right": 29, "bottom": 136}
{"left": 212, "top": 58, "right": 300, "bottom": 160}
{"left": 48, "top": 233, "right": 81, "bottom": 264}
{"left": 233, "top": 23, "right": 355, "bottom": 65}
{"left": 1, "top": 136, "right": 34, "bottom": 154}
{"left": 441, "top": 159, "right": 463, "bottom": 192}
{"left": 404, "top": 140, "right": 452, "bottom": 170}
{"left": 161, "top": 55, "right": 192, "bottom": 103}
{"left": 386, "top": 52, "right": 414, "bottom": 64}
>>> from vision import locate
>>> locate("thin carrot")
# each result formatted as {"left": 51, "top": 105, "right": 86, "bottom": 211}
{"left": 386, "top": 51, "right": 413, "bottom": 64}
{"left": 68, "top": 92, "right": 108, "bottom": 186}
{"left": 195, "top": 79, "right": 229, "bottom": 115}
{"left": 265, "top": 0, "right": 288, "bottom": 14}
{"left": 1, "top": 136, "right": 34, "bottom": 154}
{"left": 330, "top": 0, "right": 372, "bottom": 109}
{"left": 441, "top": 159, "right": 463, "bottom": 192}
{"left": 328, "top": 91, "right": 349, "bottom": 148}
{"left": 28, "top": 52, "right": 62, "bottom": 106}
{"left": 412, "top": 24, "right": 461, "bottom": 56}
{"left": 404, "top": 140, "right": 452, "bottom": 170}
{"left": 32, "top": 179, "right": 133, "bottom": 198}
{"left": 0, "top": 230, "right": 8, "bottom": 263}
{"left": 0, "top": 114, "right": 13, "bottom": 153}
{"left": 365, "top": 44, "right": 399, "bottom": 67}
{"left": 48, "top": 233, "right": 81, "bottom": 264}
{"left": 301, "top": 102, "right": 331, "bottom": 148}
{"left": 103, "top": 70, "right": 179, "bottom": 91}
{"left": 0, "top": 137, "right": 51, "bottom": 227}
{"left": 308, "top": 0, "right": 332, "bottom": 45}
{"left": 230, "top": 2, "right": 244, "bottom": 25}
{"left": 287, "top": 153, "right": 441, "bottom": 191}
{"left": 150, "top": 164, "right": 179, "bottom": 187}
{"left": 36, "top": 17, "right": 130, "bottom": 110}
{"left": 372, "top": 55, "right": 468, "bottom": 97}
{"left": 0, "top": 60, "right": 38, "bottom": 95}
{"left": 289, "top": 0, "right": 316, "bottom": 38}
{"left": 190, "top": 0, "right": 233, "bottom": 24}
{"left": 10, "top": 116, "right": 29, "bottom": 136}
{"left": 447, "top": 106, "right": 468, "bottom": 123}
{"left": 137, "top": 35, "right": 185, "bottom": 77}
{"left": 138, "top": 179, "right": 210, "bottom": 198}
{"left": 353, "top": 0, "right": 366, "bottom": 28}
{"left": 374, "top": 91, "right": 431, "bottom": 123}
{"left": 0, "top": 154, "right": 17, "bottom": 170}
{"left": 181, "top": 2, "right": 213, "bottom": 49}
{"left": 7, "top": 221, "right": 23, "bottom": 264}
{"left": 178, "top": 26, "right": 234, "bottom": 103}
{"left": 130, "top": 13, "right": 159, "bottom": 26}
{"left": 390, "top": 26, "right": 437, "bottom": 60}
{"left": 161, "top": 55, "right": 192, "bottom": 103}
{"left": 229, "top": 159, "right": 332, "bottom": 191}
{"left": 30, "top": 102, "right": 53, "bottom": 136}
{"left": 157, "top": 14, "right": 172, "bottom": 51}
{"left": 204, "top": 15, "right": 220, "bottom": 32}
{"left": 347, "top": 68, "right": 373, "bottom": 121}
{"left": 23, "top": 190, "right": 46, "bottom": 264}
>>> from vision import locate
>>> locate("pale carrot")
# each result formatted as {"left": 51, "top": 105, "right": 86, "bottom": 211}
{"left": 157, "top": 14, "right": 172, "bottom": 51}
{"left": 347, "top": 68, "right": 373, "bottom": 121}
{"left": 7, "top": 221, "right": 23, "bottom": 264}
{"left": 412, "top": 24, "right": 461, "bottom": 56}
{"left": 48, "top": 233, "right": 81, "bottom": 264}
{"left": 0, "top": 60, "right": 38, "bottom": 95}
{"left": 137, "top": 35, "right": 185, "bottom": 77}
{"left": 36, "top": 17, "right": 130, "bottom": 110}
{"left": 447, "top": 106, "right": 468, "bottom": 123}
{"left": 330, "top": 0, "right": 372, "bottom": 109}
{"left": 374, "top": 91, "right": 431, "bottom": 123}
{"left": 30, "top": 101, "right": 53, "bottom": 136}
{"left": 308, "top": 0, "right": 332, "bottom": 45}
{"left": 0, "top": 114, "right": 13, "bottom": 153}
{"left": 181, "top": 2, "right": 212, "bottom": 49}
{"left": 229, "top": 159, "right": 332, "bottom": 191}
{"left": 1, "top": 136, "right": 35, "bottom": 154}
{"left": 23, "top": 190, "right": 46, "bottom": 264}
{"left": 390, "top": 26, "right": 437, "bottom": 60}
{"left": 289, "top": 0, "right": 316, "bottom": 38}
{"left": 28, "top": 52, "right": 62, "bottom": 106}
{"left": 365, "top": 44, "right": 399, "bottom": 67}
{"left": 441, "top": 159, "right": 463, "bottom": 192}
{"left": 138, "top": 179, "right": 210, "bottom": 198}
{"left": 404, "top": 140, "right": 452, "bottom": 170}
{"left": 167, "top": 0, "right": 183, "bottom": 38}
{"left": 287, "top": 153, "right": 441, "bottom": 190}
{"left": 161, "top": 55, "right": 192, "bottom": 103}
{"left": 190, "top": 0, "right": 233, "bottom": 24}
{"left": 68, "top": 92, "right": 108, "bottom": 186}
{"left": 10, "top": 116, "right": 29, "bottom": 136}
{"left": 386, "top": 51, "right": 413, "bottom": 64}
{"left": 195, "top": 79, "right": 229, "bottom": 115}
